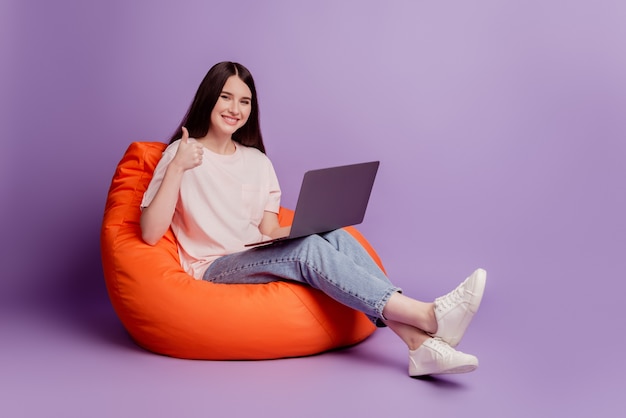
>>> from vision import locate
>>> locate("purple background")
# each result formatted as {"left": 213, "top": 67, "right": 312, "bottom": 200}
{"left": 2, "top": 0, "right": 625, "bottom": 416}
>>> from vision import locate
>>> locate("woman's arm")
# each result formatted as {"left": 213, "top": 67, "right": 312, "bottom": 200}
{"left": 259, "top": 211, "right": 291, "bottom": 239}
{"left": 140, "top": 162, "right": 185, "bottom": 245}
{"left": 140, "top": 128, "right": 204, "bottom": 245}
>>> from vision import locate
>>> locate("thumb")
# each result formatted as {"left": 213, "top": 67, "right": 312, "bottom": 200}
{"left": 181, "top": 126, "right": 189, "bottom": 143}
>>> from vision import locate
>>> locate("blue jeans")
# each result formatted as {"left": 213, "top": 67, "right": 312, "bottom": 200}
{"left": 203, "top": 229, "right": 400, "bottom": 326}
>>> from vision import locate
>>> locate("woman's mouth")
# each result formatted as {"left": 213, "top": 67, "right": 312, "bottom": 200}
{"left": 223, "top": 115, "right": 239, "bottom": 125}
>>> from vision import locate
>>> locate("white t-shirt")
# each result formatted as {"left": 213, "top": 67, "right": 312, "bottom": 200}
{"left": 141, "top": 139, "right": 281, "bottom": 279}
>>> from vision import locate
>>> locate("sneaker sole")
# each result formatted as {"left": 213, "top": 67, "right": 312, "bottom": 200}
{"left": 409, "top": 363, "right": 478, "bottom": 377}
{"left": 434, "top": 363, "right": 478, "bottom": 375}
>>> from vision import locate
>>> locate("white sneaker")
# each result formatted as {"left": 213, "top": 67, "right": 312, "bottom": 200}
{"left": 431, "top": 268, "right": 487, "bottom": 347}
{"left": 409, "top": 338, "right": 478, "bottom": 377}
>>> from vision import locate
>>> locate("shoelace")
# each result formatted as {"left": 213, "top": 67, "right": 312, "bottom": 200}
{"left": 435, "top": 282, "right": 466, "bottom": 312}
{"left": 427, "top": 338, "right": 455, "bottom": 357}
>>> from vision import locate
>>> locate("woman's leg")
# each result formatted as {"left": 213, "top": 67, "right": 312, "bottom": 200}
{"left": 382, "top": 292, "right": 437, "bottom": 334}
{"left": 318, "top": 230, "right": 443, "bottom": 340}
{"left": 384, "top": 319, "right": 431, "bottom": 350}
{"left": 204, "top": 230, "right": 400, "bottom": 325}
{"left": 317, "top": 231, "right": 481, "bottom": 349}
{"left": 384, "top": 269, "right": 488, "bottom": 377}
{"left": 204, "top": 229, "right": 486, "bottom": 376}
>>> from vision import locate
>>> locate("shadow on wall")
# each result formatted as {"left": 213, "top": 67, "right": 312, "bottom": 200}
{"left": 35, "top": 218, "right": 140, "bottom": 352}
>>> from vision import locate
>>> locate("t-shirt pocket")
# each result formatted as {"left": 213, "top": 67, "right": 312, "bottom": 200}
{"left": 241, "top": 184, "right": 266, "bottom": 223}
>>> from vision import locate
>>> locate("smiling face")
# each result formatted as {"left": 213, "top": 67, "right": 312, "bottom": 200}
{"left": 209, "top": 75, "right": 253, "bottom": 139}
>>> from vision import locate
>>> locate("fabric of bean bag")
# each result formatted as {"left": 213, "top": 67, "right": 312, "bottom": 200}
{"left": 100, "top": 141, "right": 382, "bottom": 359}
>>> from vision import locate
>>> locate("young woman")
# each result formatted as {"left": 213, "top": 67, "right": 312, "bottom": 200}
{"left": 140, "top": 61, "right": 487, "bottom": 377}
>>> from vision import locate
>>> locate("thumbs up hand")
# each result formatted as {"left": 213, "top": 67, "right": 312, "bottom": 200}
{"left": 172, "top": 127, "right": 204, "bottom": 171}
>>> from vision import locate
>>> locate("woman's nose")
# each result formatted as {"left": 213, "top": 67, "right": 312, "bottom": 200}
{"left": 228, "top": 101, "right": 239, "bottom": 114}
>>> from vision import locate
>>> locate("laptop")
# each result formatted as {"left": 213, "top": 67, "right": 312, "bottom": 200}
{"left": 245, "top": 161, "right": 380, "bottom": 247}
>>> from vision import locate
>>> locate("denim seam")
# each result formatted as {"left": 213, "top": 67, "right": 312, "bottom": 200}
{"left": 299, "top": 258, "right": 381, "bottom": 316}
{"left": 375, "top": 287, "right": 400, "bottom": 319}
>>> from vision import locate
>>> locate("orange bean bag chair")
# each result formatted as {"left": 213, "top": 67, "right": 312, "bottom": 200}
{"left": 100, "top": 141, "right": 382, "bottom": 360}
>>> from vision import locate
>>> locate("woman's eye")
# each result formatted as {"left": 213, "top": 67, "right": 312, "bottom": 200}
{"left": 220, "top": 94, "right": 230, "bottom": 100}
{"left": 241, "top": 100, "right": 251, "bottom": 106}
